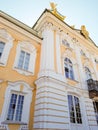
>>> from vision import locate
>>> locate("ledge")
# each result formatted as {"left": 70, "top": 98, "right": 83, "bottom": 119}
{"left": 67, "top": 78, "right": 79, "bottom": 86}
{"left": 14, "top": 66, "right": 34, "bottom": 76}
{"left": 2, "top": 120, "right": 27, "bottom": 125}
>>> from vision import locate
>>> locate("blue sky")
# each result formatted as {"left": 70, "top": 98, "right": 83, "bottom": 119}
{"left": 0, "top": 0, "right": 98, "bottom": 46}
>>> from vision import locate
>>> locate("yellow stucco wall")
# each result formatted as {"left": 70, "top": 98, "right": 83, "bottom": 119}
{"left": 0, "top": 21, "right": 41, "bottom": 130}
{"left": 0, "top": 81, "right": 8, "bottom": 115}
{"left": 8, "top": 124, "right": 20, "bottom": 130}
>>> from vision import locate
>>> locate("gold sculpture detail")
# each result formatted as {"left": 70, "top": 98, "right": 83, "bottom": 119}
{"left": 50, "top": 2, "right": 57, "bottom": 11}
{"left": 80, "top": 25, "right": 89, "bottom": 39}
{"left": 50, "top": 2, "right": 66, "bottom": 21}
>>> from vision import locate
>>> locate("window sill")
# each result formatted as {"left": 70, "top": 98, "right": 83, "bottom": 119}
{"left": 0, "top": 61, "right": 5, "bottom": 66}
{"left": 67, "top": 78, "right": 79, "bottom": 86}
{"left": 2, "top": 120, "right": 27, "bottom": 125}
{"left": 71, "top": 123, "right": 82, "bottom": 126}
{"left": 14, "top": 67, "right": 34, "bottom": 76}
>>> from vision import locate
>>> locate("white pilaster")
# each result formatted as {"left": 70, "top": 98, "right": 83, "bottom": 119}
{"left": 74, "top": 43, "right": 87, "bottom": 89}
{"left": 56, "top": 32, "right": 62, "bottom": 74}
{"left": 91, "top": 55, "right": 98, "bottom": 79}
{"left": 39, "top": 23, "right": 54, "bottom": 73}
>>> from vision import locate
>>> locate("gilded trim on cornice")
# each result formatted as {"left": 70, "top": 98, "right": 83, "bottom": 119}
{"left": 50, "top": 2, "right": 66, "bottom": 21}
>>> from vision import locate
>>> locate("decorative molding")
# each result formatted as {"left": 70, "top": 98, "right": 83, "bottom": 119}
{"left": 20, "top": 125, "right": 28, "bottom": 130}
{"left": 1, "top": 81, "right": 33, "bottom": 125}
{"left": 0, "top": 28, "right": 14, "bottom": 66}
{"left": 0, "top": 28, "right": 14, "bottom": 41}
{"left": 13, "top": 41, "right": 37, "bottom": 76}
{"left": 0, "top": 124, "right": 8, "bottom": 130}
{"left": 8, "top": 81, "right": 33, "bottom": 91}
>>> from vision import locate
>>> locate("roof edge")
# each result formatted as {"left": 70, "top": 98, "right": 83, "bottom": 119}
{"left": 32, "top": 9, "right": 98, "bottom": 48}
{"left": 0, "top": 10, "right": 42, "bottom": 40}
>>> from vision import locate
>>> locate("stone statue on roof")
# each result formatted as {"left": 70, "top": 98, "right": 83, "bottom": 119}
{"left": 50, "top": 2, "right": 66, "bottom": 21}
{"left": 50, "top": 2, "right": 57, "bottom": 11}
{"left": 81, "top": 25, "right": 89, "bottom": 39}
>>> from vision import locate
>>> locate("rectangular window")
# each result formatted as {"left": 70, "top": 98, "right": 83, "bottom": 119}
{"left": 68, "top": 95, "right": 82, "bottom": 124}
{"left": 18, "top": 50, "right": 30, "bottom": 70}
{"left": 0, "top": 41, "right": 5, "bottom": 58}
{"left": 7, "top": 93, "right": 24, "bottom": 121}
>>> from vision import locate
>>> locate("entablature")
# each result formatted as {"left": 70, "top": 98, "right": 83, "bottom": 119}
{"left": 33, "top": 9, "right": 98, "bottom": 54}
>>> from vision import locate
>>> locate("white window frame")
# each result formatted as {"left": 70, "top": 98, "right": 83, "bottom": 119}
{"left": 1, "top": 81, "right": 33, "bottom": 124}
{"left": 0, "top": 29, "right": 13, "bottom": 66}
{"left": 67, "top": 95, "right": 82, "bottom": 124}
{"left": 13, "top": 41, "right": 36, "bottom": 76}
{"left": 7, "top": 92, "right": 25, "bottom": 121}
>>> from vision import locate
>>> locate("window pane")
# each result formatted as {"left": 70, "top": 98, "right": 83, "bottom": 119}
{"left": 18, "top": 50, "right": 30, "bottom": 71}
{"left": 7, "top": 93, "right": 24, "bottom": 121}
{"left": 70, "top": 71, "right": 74, "bottom": 80}
{"left": 7, "top": 94, "right": 17, "bottom": 121}
{"left": 65, "top": 67, "right": 69, "bottom": 78}
{"left": 23, "top": 53, "right": 30, "bottom": 70}
{"left": 64, "top": 58, "right": 74, "bottom": 80}
{"left": 15, "top": 95, "right": 24, "bottom": 121}
{"left": 68, "top": 95, "right": 76, "bottom": 123}
{"left": 68, "top": 95, "right": 82, "bottom": 124}
{"left": 74, "top": 96, "right": 82, "bottom": 124}
{"left": 0, "top": 41, "right": 5, "bottom": 58}
{"left": 18, "top": 51, "right": 25, "bottom": 69}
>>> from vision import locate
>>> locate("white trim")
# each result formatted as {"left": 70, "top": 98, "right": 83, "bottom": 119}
{"left": 39, "top": 25, "right": 54, "bottom": 73}
{"left": 0, "top": 28, "right": 13, "bottom": 66}
{"left": 13, "top": 41, "right": 37, "bottom": 76}
{"left": 0, "top": 81, "right": 33, "bottom": 125}
{"left": 83, "top": 65, "right": 95, "bottom": 79}
{"left": 67, "top": 92, "right": 90, "bottom": 130}
{"left": 56, "top": 33, "right": 62, "bottom": 74}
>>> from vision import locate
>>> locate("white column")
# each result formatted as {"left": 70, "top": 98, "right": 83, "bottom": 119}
{"left": 56, "top": 32, "right": 62, "bottom": 74}
{"left": 39, "top": 24, "right": 54, "bottom": 73}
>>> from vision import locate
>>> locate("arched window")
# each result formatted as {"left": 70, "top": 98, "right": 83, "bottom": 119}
{"left": 85, "top": 67, "right": 92, "bottom": 80}
{"left": 64, "top": 58, "right": 74, "bottom": 80}
{"left": 67, "top": 95, "right": 82, "bottom": 124}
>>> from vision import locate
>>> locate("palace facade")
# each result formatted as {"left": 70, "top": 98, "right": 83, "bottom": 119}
{"left": 0, "top": 4, "right": 98, "bottom": 130}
